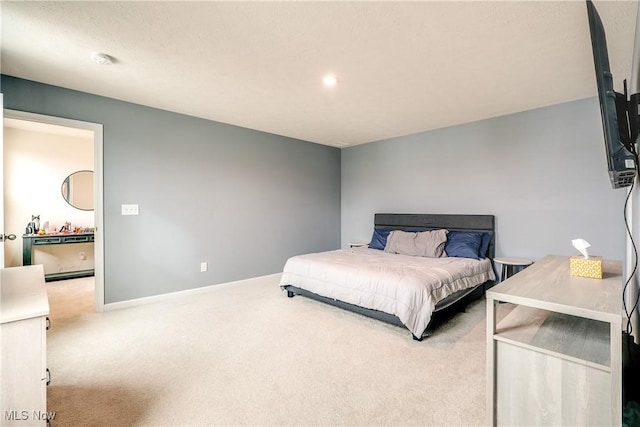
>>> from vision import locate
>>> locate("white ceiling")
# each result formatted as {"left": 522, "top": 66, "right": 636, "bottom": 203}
{"left": 1, "top": 1, "right": 638, "bottom": 148}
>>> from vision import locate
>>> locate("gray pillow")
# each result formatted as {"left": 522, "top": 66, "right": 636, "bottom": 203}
{"left": 384, "top": 229, "right": 448, "bottom": 258}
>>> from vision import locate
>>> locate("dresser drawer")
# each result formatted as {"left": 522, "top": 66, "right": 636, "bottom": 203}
{"left": 33, "top": 237, "right": 62, "bottom": 245}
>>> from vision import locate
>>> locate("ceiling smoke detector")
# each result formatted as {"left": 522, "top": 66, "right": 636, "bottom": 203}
{"left": 90, "top": 52, "right": 113, "bottom": 65}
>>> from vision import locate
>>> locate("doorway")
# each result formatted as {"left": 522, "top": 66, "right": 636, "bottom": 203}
{"left": 2, "top": 109, "right": 104, "bottom": 312}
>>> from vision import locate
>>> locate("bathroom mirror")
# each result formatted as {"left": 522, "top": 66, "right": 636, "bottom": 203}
{"left": 61, "top": 170, "right": 94, "bottom": 211}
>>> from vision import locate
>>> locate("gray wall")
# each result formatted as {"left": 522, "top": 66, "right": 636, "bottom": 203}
{"left": 3, "top": 74, "right": 627, "bottom": 304}
{"left": 342, "top": 98, "right": 628, "bottom": 262}
{"left": 2, "top": 75, "right": 341, "bottom": 304}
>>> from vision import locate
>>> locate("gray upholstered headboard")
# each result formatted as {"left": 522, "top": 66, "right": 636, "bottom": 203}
{"left": 373, "top": 213, "right": 496, "bottom": 259}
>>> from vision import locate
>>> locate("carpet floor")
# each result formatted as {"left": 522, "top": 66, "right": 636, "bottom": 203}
{"left": 45, "top": 276, "right": 502, "bottom": 426}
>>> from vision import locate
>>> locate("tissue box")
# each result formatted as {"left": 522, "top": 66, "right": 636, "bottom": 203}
{"left": 569, "top": 256, "right": 603, "bottom": 279}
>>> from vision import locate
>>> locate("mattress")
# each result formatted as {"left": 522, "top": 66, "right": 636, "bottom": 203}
{"left": 279, "top": 247, "right": 495, "bottom": 336}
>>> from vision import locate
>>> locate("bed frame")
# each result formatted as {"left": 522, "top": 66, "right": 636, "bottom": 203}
{"left": 284, "top": 213, "right": 496, "bottom": 341}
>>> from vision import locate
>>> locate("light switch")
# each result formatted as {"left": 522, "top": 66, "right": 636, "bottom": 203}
{"left": 121, "top": 204, "right": 139, "bottom": 215}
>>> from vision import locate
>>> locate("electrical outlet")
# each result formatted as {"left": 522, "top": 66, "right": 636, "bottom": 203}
{"left": 79, "top": 251, "right": 86, "bottom": 260}
{"left": 121, "top": 204, "right": 139, "bottom": 215}
{"left": 200, "top": 262, "right": 208, "bottom": 272}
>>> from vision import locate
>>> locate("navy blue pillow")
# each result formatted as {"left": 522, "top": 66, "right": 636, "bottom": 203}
{"left": 369, "top": 229, "right": 391, "bottom": 250}
{"left": 478, "top": 231, "right": 493, "bottom": 259}
{"left": 445, "top": 231, "right": 483, "bottom": 259}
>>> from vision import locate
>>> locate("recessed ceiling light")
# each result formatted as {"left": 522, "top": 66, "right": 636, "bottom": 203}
{"left": 90, "top": 52, "right": 113, "bottom": 65}
{"left": 323, "top": 75, "right": 338, "bottom": 87}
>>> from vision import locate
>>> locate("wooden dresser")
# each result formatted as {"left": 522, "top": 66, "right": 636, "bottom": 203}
{"left": 1, "top": 265, "right": 50, "bottom": 426}
{"left": 486, "top": 255, "right": 623, "bottom": 426}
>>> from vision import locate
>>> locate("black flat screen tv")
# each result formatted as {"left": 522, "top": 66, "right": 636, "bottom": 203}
{"left": 586, "top": 0, "right": 637, "bottom": 189}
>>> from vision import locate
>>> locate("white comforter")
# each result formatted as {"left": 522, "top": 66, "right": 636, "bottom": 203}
{"left": 279, "top": 247, "right": 495, "bottom": 337}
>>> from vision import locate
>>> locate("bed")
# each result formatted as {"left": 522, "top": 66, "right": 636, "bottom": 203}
{"left": 280, "top": 213, "right": 496, "bottom": 340}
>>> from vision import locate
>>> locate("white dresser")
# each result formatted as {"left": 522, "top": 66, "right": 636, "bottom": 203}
{"left": 1, "top": 265, "right": 50, "bottom": 426}
{"left": 486, "top": 255, "right": 623, "bottom": 426}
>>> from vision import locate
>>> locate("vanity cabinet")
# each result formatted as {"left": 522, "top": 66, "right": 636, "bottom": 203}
{"left": 486, "top": 255, "right": 622, "bottom": 426}
{"left": 23, "top": 232, "right": 94, "bottom": 281}
{"left": 1, "top": 265, "right": 50, "bottom": 426}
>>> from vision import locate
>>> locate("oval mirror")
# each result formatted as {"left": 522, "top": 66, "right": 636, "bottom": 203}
{"left": 61, "top": 170, "right": 94, "bottom": 211}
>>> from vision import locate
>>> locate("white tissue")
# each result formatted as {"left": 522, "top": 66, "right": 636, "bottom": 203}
{"left": 572, "top": 238, "right": 591, "bottom": 259}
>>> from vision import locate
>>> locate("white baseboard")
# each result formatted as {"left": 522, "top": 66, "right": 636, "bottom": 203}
{"left": 103, "top": 273, "right": 282, "bottom": 311}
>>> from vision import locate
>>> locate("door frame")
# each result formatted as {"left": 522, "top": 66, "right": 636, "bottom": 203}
{"left": 4, "top": 109, "right": 105, "bottom": 312}
{"left": 0, "top": 95, "right": 4, "bottom": 268}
